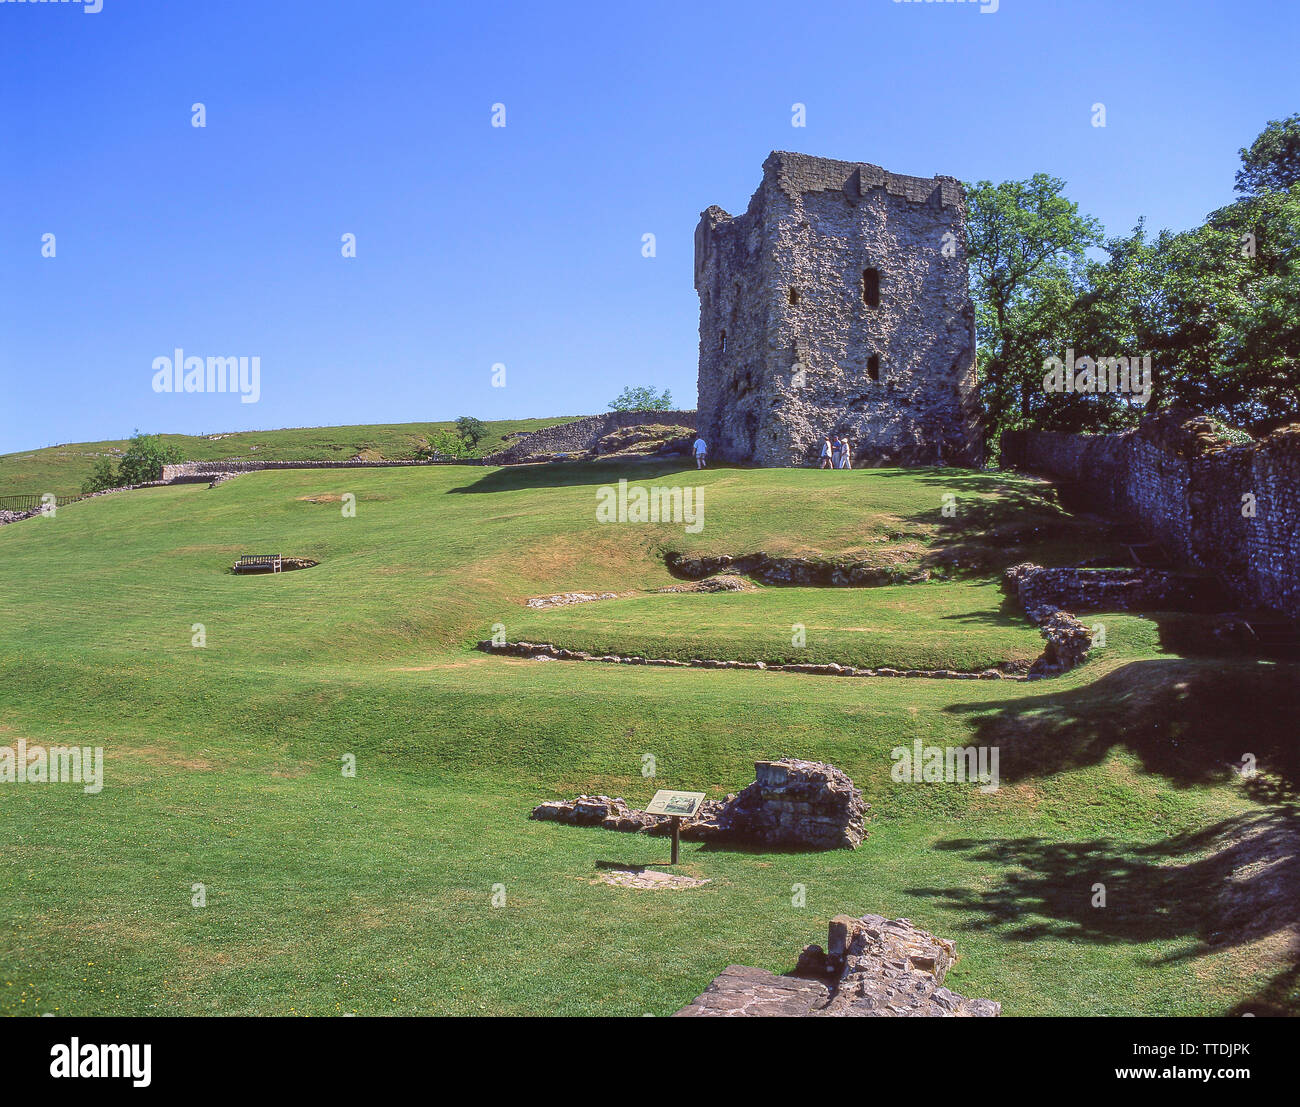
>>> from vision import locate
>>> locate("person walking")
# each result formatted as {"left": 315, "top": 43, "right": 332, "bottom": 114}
{"left": 830, "top": 435, "right": 842, "bottom": 470}
{"left": 819, "top": 436, "right": 834, "bottom": 469}
{"left": 693, "top": 435, "right": 708, "bottom": 469}
{"left": 839, "top": 436, "right": 853, "bottom": 469}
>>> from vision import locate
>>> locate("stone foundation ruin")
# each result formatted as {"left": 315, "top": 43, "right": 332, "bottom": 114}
{"left": 531, "top": 758, "right": 867, "bottom": 850}
{"left": 675, "top": 914, "right": 1001, "bottom": 1017}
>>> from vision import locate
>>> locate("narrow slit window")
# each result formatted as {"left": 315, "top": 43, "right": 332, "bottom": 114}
{"left": 788, "top": 288, "right": 799, "bottom": 306}
{"left": 867, "top": 355, "right": 880, "bottom": 381}
{"left": 720, "top": 330, "right": 727, "bottom": 353}
{"left": 862, "top": 267, "right": 880, "bottom": 308}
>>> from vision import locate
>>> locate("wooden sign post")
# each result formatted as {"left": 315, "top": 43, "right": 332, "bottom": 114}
{"left": 645, "top": 790, "right": 707, "bottom": 867}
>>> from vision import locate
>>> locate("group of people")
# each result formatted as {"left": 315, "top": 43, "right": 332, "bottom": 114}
{"left": 820, "top": 435, "right": 853, "bottom": 469}
{"left": 692, "top": 434, "right": 853, "bottom": 468}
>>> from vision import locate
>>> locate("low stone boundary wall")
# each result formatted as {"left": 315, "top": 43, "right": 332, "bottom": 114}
{"left": 0, "top": 479, "right": 178, "bottom": 526}
{"left": 675, "top": 914, "right": 1001, "bottom": 1017}
{"left": 478, "top": 639, "right": 1022, "bottom": 680}
{"left": 161, "top": 457, "right": 477, "bottom": 481}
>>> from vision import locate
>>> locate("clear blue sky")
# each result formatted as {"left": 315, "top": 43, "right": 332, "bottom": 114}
{"left": 1, "top": 0, "right": 1295, "bottom": 453}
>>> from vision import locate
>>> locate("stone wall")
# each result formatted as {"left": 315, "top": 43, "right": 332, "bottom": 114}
{"left": 481, "top": 409, "right": 696, "bottom": 464}
{"left": 161, "top": 457, "right": 471, "bottom": 480}
{"left": 1003, "top": 410, "right": 1300, "bottom": 618}
{"left": 694, "top": 151, "right": 981, "bottom": 467}
{"left": 1005, "top": 564, "right": 1229, "bottom": 614}
{"left": 675, "top": 914, "right": 1001, "bottom": 1017}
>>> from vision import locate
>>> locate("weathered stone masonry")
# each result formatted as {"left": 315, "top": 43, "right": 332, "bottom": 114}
{"left": 1003, "top": 410, "right": 1300, "bottom": 619}
{"left": 676, "top": 914, "right": 1001, "bottom": 1017}
{"left": 694, "top": 151, "right": 982, "bottom": 467}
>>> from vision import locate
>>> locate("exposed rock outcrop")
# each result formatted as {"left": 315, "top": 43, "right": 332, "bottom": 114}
{"left": 675, "top": 914, "right": 1001, "bottom": 1017}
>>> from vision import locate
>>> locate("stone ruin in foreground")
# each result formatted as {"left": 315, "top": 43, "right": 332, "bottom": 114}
{"left": 676, "top": 914, "right": 1001, "bottom": 1017}
{"left": 531, "top": 758, "right": 867, "bottom": 850}
{"left": 533, "top": 762, "right": 1001, "bottom": 1015}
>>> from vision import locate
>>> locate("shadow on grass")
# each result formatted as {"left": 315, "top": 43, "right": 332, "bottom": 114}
{"left": 946, "top": 657, "right": 1300, "bottom": 792}
{"left": 937, "top": 592, "right": 1034, "bottom": 630}
{"left": 910, "top": 807, "right": 1300, "bottom": 1014}
{"left": 868, "top": 468, "right": 1130, "bottom": 574}
{"left": 447, "top": 459, "right": 733, "bottom": 495}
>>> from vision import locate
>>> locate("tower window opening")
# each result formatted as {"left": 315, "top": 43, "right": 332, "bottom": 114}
{"left": 720, "top": 330, "right": 727, "bottom": 353}
{"left": 867, "top": 355, "right": 880, "bottom": 382}
{"left": 862, "top": 267, "right": 880, "bottom": 308}
{"left": 788, "top": 288, "right": 799, "bottom": 306}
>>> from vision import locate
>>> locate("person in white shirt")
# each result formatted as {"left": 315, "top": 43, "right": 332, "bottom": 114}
{"left": 839, "top": 436, "right": 853, "bottom": 469}
{"left": 820, "top": 437, "right": 833, "bottom": 469}
{"left": 693, "top": 437, "right": 708, "bottom": 469}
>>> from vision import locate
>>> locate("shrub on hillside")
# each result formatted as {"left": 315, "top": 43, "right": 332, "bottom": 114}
{"left": 81, "top": 458, "right": 119, "bottom": 494}
{"left": 117, "top": 432, "right": 184, "bottom": 485}
{"left": 416, "top": 429, "right": 471, "bottom": 460}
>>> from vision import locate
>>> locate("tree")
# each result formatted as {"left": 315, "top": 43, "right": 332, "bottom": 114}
{"left": 1235, "top": 113, "right": 1300, "bottom": 198}
{"left": 965, "top": 175, "right": 1103, "bottom": 445}
{"left": 81, "top": 457, "right": 119, "bottom": 494}
{"left": 416, "top": 429, "right": 470, "bottom": 459}
{"left": 608, "top": 386, "right": 673, "bottom": 412}
{"left": 117, "top": 431, "right": 184, "bottom": 486}
{"left": 454, "top": 416, "right": 486, "bottom": 447}
{"left": 1185, "top": 188, "right": 1300, "bottom": 431}
{"left": 967, "top": 120, "right": 1300, "bottom": 444}
{"left": 1067, "top": 220, "right": 1182, "bottom": 426}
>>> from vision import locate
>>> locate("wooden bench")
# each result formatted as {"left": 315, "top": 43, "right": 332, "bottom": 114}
{"left": 234, "top": 554, "right": 282, "bottom": 574}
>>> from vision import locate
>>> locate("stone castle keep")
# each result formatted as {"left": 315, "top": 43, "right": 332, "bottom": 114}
{"left": 694, "top": 151, "right": 982, "bottom": 467}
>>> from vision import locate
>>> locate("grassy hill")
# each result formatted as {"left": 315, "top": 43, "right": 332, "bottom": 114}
{"left": 0, "top": 460, "right": 1295, "bottom": 1016}
{"left": 0, "top": 416, "right": 580, "bottom": 500}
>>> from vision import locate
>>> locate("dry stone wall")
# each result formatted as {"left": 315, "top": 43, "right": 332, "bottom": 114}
{"left": 482, "top": 410, "right": 696, "bottom": 464}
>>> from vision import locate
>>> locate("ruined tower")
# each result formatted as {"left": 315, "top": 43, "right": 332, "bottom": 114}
{"left": 694, "top": 151, "right": 982, "bottom": 467}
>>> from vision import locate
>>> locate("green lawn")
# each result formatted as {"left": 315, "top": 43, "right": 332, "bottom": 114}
{"left": 1, "top": 461, "right": 1295, "bottom": 1016}
{"left": 512, "top": 582, "right": 1044, "bottom": 671}
{"left": 0, "top": 416, "right": 580, "bottom": 500}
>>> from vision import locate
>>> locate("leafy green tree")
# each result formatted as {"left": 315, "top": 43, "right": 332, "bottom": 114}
{"left": 1235, "top": 114, "right": 1300, "bottom": 198}
{"left": 1067, "top": 220, "right": 1183, "bottom": 426}
{"left": 965, "top": 175, "right": 1103, "bottom": 443}
{"left": 969, "top": 119, "right": 1300, "bottom": 444}
{"left": 454, "top": 416, "right": 486, "bottom": 447}
{"left": 608, "top": 386, "right": 673, "bottom": 412}
{"left": 117, "top": 431, "right": 184, "bottom": 486}
{"left": 1188, "top": 188, "right": 1300, "bottom": 431}
{"left": 81, "top": 457, "right": 119, "bottom": 494}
